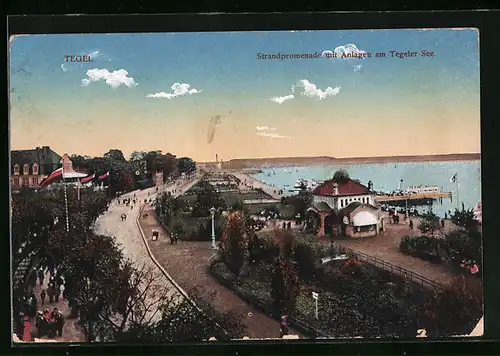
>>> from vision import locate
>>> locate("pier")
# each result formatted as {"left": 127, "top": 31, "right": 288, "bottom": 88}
{"left": 375, "top": 191, "right": 452, "bottom": 203}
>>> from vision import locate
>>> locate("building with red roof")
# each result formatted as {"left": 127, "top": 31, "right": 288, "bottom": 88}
{"left": 305, "top": 178, "right": 384, "bottom": 238}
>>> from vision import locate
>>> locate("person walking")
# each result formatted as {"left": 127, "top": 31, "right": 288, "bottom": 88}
{"left": 22, "top": 316, "right": 32, "bottom": 342}
{"left": 409, "top": 220, "right": 414, "bottom": 230}
{"left": 52, "top": 308, "right": 65, "bottom": 337}
{"left": 47, "top": 284, "right": 54, "bottom": 304}
{"left": 40, "top": 289, "right": 46, "bottom": 305}
{"left": 54, "top": 286, "right": 61, "bottom": 303}
{"left": 35, "top": 311, "right": 46, "bottom": 338}
{"left": 59, "top": 284, "right": 65, "bottom": 301}
{"left": 37, "top": 268, "right": 45, "bottom": 286}
{"left": 441, "top": 219, "right": 445, "bottom": 228}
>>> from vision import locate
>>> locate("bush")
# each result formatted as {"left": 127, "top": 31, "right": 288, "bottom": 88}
{"left": 271, "top": 259, "right": 300, "bottom": 316}
{"left": 399, "top": 235, "right": 442, "bottom": 263}
{"left": 293, "top": 242, "right": 319, "bottom": 282}
{"left": 420, "top": 275, "right": 483, "bottom": 336}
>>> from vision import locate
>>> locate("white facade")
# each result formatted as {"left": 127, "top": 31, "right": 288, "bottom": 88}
{"left": 313, "top": 194, "right": 375, "bottom": 211}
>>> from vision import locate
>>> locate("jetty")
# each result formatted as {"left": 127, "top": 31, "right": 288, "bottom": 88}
{"left": 375, "top": 191, "right": 452, "bottom": 203}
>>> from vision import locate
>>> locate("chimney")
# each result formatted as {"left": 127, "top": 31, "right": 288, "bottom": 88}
{"left": 333, "top": 182, "right": 339, "bottom": 195}
{"left": 368, "top": 180, "right": 373, "bottom": 191}
{"left": 216, "top": 154, "right": 218, "bottom": 163}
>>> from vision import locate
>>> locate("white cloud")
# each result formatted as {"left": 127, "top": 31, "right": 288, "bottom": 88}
{"left": 354, "top": 64, "right": 362, "bottom": 72}
{"left": 271, "top": 94, "right": 294, "bottom": 104}
{"left": 297, "top": 79, "right": 341, "bottom": 100}
{"left": 256, "top": 126, "right": 276, "bottom": 131}
{"left": 61, "top": 64, "right": 67, "bottom": 72}
{"left": 146, "top": 83, "right": 201, "bottom": 99}
{"left": 81, "top": 68, "right": 137, "bottom": 88}
{"left": 257, "top": 132, "right": 291, "bottom": 139}
{"left": 256, "top": 126, "right": 294, "bottom": 139}
{"left": 334, "top": 44, "right": 367, "bottom": 58}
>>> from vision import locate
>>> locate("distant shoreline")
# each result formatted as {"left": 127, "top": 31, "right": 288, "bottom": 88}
{"left": 198, "top": 153, "right": 480, "bottom": 170}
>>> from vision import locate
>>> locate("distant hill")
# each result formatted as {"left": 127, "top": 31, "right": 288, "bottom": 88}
{"left": 197, "top": 153, "right": 480, "bottom": 169}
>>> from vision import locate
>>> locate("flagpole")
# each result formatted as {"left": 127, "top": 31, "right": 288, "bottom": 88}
{"left": 64, "top": 177, "right": 70, "bottom": 232}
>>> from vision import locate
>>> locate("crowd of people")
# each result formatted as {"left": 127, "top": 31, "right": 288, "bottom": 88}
{"left": 14, "top": 264, "right": 67, "bottom": 341}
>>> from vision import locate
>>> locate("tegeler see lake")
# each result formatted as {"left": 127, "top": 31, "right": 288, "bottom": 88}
{"left": 251, "top": 160, "right": 481, "bottom": 218}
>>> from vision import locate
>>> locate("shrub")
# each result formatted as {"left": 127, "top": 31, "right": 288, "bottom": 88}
{"left": 418, "top": 210, "right": 441, "bottom": 235}
{"left": 219, "top": 212, "right": 248, "bottom": 277}
{"left": 293, "top": 242, "right": 318, "bottom": 282}
{"left": 420, "top": 275, "right": 483, "bottom": 336}
{"left": 271, "top": 259, "right": 300, "bottom": 316}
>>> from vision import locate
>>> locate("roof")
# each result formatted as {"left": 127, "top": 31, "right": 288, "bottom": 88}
{"left": 339, "top": 202, "right": 379, "bottom": 215}
{"left": 311, "top": 201, "right": 333, "bottom": 212}
{"left": 313, "top": 178, "right": 371, "bottom": 197}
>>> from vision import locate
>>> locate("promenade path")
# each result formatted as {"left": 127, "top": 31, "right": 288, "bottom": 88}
{"left": 231, "top": 172, "right": 282, "bottom": 200}
{"left": 139, "top": 179, "right": 303, "bottom": 339}
{"left": 317, "top": 215, "right": 461, "bottom": 287}
{"left": 21, "top": 269, "right": 85, "bottom": 343}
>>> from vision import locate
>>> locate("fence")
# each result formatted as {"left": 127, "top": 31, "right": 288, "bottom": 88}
{"left": 336, "top": 245, "right": 445, "bottom": 291}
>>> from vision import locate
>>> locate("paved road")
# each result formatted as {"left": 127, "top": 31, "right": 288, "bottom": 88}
{"left": 93, "top": 185, "right": 184, "bottom": 325}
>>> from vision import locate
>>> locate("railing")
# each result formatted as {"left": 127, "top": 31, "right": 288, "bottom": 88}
{"left": 336, "top": 245, "right": 445, "bottom": 291}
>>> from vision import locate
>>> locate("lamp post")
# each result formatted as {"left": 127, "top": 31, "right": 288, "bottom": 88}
{"left": 209, "top": 207, "right": 217, "bottom": 249}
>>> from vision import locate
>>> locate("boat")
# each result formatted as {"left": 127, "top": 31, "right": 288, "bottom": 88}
{"left": 405, "top": 185, "right": 441, "bottom": 194}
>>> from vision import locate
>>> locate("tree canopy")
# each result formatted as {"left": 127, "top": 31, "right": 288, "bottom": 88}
{"left": 332, "top": 169, "right": 350, "bottom": 182}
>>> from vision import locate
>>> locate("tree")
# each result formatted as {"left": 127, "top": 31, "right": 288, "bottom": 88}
{"left": 116, "top": 170, "right": 135, "bottom": 193}
{"left": 271, "top": 259, "right": 300, "bottom": 316}
{"left": 274, "top": 229, "right": 296, "bottom": 261}
{"left": 418, "top": 210, "right": 441, "bottom": 235}
{"left": 219, "top": 212, "right": 248, "bottom": 278}
{"left": 178, "top": 157, "right": 197, "bottom": 175}
{"left": 450, "top": 208, "right": 480, "bottom": 234}
{"left": 420, "top": 275, "right": 483, "bottom": 336}
{"left": 332, "top": 169, "right": 350, "bottom": 182}
{"left": 130, "top": 151, "right": 146, "bottom": 162}
{"left": 104, "top": 149, "right": 126, "bottom": 162}
{"left": 70, "top": 154, "right": 89, "bottom": 170}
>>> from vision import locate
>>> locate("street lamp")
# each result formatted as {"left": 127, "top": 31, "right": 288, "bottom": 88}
{"left": 209, "top": 207, "right": 217, "bottom": 249}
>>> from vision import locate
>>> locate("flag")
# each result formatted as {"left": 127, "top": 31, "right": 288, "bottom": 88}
{"left": 80, "top": 173, "right": 95, "bottom": 184}
{"left": 450, "top": 173, "right": 458, "bottom": 183}
{"left": 99, "top": 171, "right": 109, "bottom": 180}
{"left": 40, "top": 167, "right": 63, "bottom": 189}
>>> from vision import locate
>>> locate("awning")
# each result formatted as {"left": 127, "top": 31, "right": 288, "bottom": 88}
{"left": 352, "top": 211, "right": 378, "bottom": 226}
{"left": 63, "top": 172, "right": 88, "bottom": 178}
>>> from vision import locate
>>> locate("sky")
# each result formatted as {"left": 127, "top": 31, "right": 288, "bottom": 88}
{"left": 9, "top": 28, "right": 480, "bottom": 162}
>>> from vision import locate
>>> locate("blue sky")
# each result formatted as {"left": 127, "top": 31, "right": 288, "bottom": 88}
{"left": 9, "top": 28, "right": 480, "bottom": 161}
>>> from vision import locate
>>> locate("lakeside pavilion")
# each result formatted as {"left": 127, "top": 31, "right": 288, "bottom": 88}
{"left": 305, "top": 178, "right": 385, "bottom": 238}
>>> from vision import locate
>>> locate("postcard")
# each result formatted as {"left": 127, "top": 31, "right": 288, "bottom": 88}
{"left": 9, "top": 27, "right": 483, "bottom": 344}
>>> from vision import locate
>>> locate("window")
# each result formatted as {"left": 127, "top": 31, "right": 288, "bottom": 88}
{"left": 362, "top": 197, "right": 365, "bottom": 203}
{"left": 13, "top": 178, "right": 19, "bottom": 186}
{"left": 22, "top": 178, "right": 29, "bottom": 186}
{"left": 33, "top": 163, "right": 39, "bottom": 175}
{"left": 14, "top": 164, "right": 20, "bottom": 175}
{"left": 32, "top": 177, "right": 39, "bottom": 185}
{"left": 23, "top": 164, "right": 29, "bottom": 175}
{"left": 340, "top": 199, "right": 344, "bottom": 208}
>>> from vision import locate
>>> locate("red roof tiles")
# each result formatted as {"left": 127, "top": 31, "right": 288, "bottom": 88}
{"left": 313, "top": 179, "right": 371, "bottom": 197}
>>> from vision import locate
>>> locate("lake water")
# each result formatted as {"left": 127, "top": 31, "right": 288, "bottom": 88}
{"left": 251, "top": 160, "right": 481, "bottom": 218}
